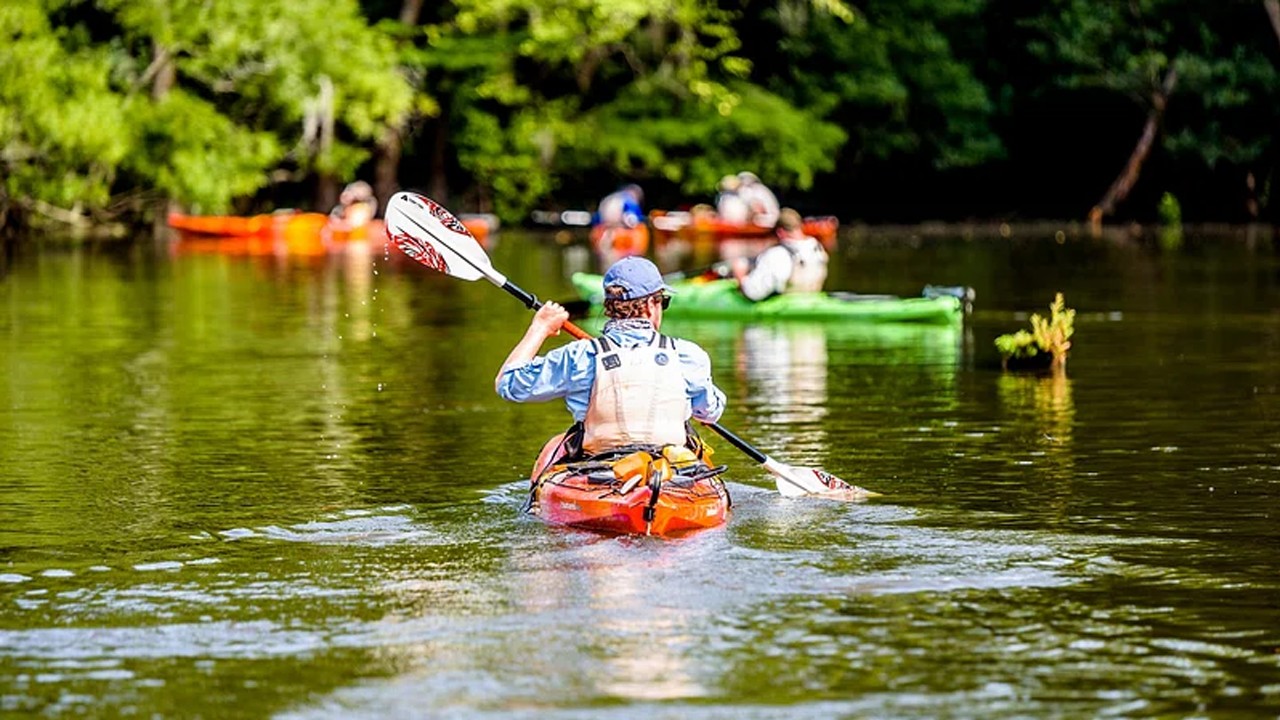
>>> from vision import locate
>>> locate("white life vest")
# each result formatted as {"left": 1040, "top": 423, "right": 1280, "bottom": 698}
{"left": 783, "top": 237, "right": 828, "bottom": 293}
{"left": 716, "top": 193, "right": 750, "bottom": 224}
{"left": 739, "top": 184, "right": 780, "bottom": 227}
{"left": 583, "top": 334, "right": 690, "bottom": 454}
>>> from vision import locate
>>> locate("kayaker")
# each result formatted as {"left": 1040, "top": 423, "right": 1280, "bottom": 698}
{"left": 736, "top": 171, "right": 780, "bottom": 228}
{"left": 731, "top": 207, "right": 829, "bottom": 301}
{"left": 495, "top": 256, "right": 726, "bottom": 458}
{"left": 595, "top": 184, "right": 644, "bottom": 229}
{"left": 593, "top": 184, "right": 646, "bottom": 266}
{"left": 329, "top": 180, "right": 378, "bottom": 229}
{"left": 715, "top": 174, "right": 750, "bottom": 224}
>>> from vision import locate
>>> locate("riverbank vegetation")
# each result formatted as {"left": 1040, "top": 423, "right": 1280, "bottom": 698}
{"left": 2, "top": 0, "right": 1278, "bottom": 236}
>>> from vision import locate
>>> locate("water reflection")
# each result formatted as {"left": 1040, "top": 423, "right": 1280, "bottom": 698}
{"left": 738, "top": 324, "right": 829, "bottom": 426}
{"left": 997, "top": 370, "right": 1074, "bottom": 446}
{"left": 996, "top": 371, "right": 1075, "bottom": 520}
{"left": 4, "top": 230, "right": 1280, "bottom": 718}
{"left": 508, "top": 536, "right": 711, "bottom": 701}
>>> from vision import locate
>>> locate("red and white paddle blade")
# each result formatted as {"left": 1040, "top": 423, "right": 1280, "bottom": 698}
{"left": 385, "top": 192, "right": 495, "bottom": 283}
{"left": 768, "top": 460, "right": 881, "bottom": 501}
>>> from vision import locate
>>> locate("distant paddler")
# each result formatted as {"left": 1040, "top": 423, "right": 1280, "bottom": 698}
{"left": 329, "top": 180, "right": 378, "bottom": 231}
{"left": 591, "top": 184, "right": 649, "bottom": 265}
{"left": 730, "top": 207, "right": 829, "bottom": 301}
{"left": 736, "top": 171, "right": 780, "bottom": 229}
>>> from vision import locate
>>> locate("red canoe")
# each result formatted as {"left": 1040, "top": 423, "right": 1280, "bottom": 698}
{"left": 649, "top": 210, "right": 838, "bottom": 250}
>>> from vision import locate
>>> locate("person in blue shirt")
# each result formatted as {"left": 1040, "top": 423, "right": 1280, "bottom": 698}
{"left": 496, "top": 256, "right": 726, "bottom": 460}
{"left": 592, "top": 184, "right": 647, "bottom": 267}
{"left": 595, "top": 184, "right": 644, "bottom": 229}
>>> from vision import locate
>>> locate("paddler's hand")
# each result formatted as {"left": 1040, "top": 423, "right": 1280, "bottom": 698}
{"left": 532, "top": 301, "right": 569, "bottom": 337}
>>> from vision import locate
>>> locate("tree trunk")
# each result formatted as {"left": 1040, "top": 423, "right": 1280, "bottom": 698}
{"left": 150, "top": 41, "right": 178, "bottom": 243}
{"left": 399, "top": 0, "right": 425, "bottom": 24}
{"left": 0, "top": 189, "right": 10, "bottom": 236}
{"left": 1246, "top": 172, "right": 1260, "bottom": 219}
{"left": 374, "top": 127, "right": 402, "bottom": 210}
{"left": 1265, "top": 0, "right": 1280, "bottom": 48}
{"left": 427, "top": 118, "right": 449, "bottom": 205}
{"left": 149, "top": 42, "right": 175, "bottom": 100}
{"left": 369, "top": 0, "right": 427, "bottom": 211}
{"left": 314, "top": 76, "right": 339, "bottom": 212}
{"left": 1088, "top": 67, "right": 1178, "bottom": 230}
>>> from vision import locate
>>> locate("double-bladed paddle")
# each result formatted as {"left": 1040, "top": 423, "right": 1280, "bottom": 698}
{"left": 384, "top": 191, "right": 877, "bottom": 500}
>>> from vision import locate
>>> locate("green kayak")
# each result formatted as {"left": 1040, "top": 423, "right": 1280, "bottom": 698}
{"left": 570, "top": 272, "right": 967, "bottom": 324}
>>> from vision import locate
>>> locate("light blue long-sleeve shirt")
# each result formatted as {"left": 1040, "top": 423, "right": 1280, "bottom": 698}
{"left": 496, "top": 320, "right": 726, "bottom": 423}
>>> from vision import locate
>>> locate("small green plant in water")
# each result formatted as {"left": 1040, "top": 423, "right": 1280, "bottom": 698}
{"left": 1158, "top": 192, "right": 1182, "bottom": 226}
{"left": 1158, "top": 192, "right": 1183, "bottom": 250}
{"left": 995, "top": 293, "right": 1075, "bottom": 370}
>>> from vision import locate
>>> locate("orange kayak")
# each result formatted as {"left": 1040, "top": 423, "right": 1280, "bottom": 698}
{"left": 650, "top": 210, "right": 838, "bottom": 250}
{"left": 528, "top": 435, "right": 730, "bottom": 537}
{"left": 167, "top": 211, "right": 328, "bottom": 237}
{"left": 168, "top": 212, "right": 493, "bottom": 248}
{"left": 590, "top": 223, "right": 650, "bottom": 257}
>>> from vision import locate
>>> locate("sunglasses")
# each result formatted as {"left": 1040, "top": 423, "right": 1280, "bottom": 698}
{"left": 653, "top": 294, "right": 671, "bottom": 310}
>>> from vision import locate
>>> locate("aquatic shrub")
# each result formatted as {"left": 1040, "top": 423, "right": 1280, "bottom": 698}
{"left": 995, "top": 293, "right": 1075, "bottom": 370}
{"left": 1158, "top": 192, "right": 1182, "bottom": 226}
{"left": 1158, "top": 192, "right": 1183, "bottom": 250}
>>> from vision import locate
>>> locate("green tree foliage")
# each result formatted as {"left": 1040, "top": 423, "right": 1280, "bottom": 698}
{"left": 2, "top": 0, "right": 414, "bottom": 226}
{"left": 567, "top": 82, "right": 846, "bottom": 194}
{"left": 757, "top": 0, "right": 1001, "bottom": 170}
{"left": 428, "top": 0, "right": 847, "bottom": 220}
{"left": 4, "top": 0, "right": 1279, "bottom": 230}
{"left": 0, "top": 1, "right": 131, "bottom": 214}
{"left": 1025, "top": 0, "right": 1279, "bottom": 215}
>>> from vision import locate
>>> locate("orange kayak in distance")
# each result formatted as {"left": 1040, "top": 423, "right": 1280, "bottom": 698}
{"left": 650, "top": 209, "right": 838, "bottom": 250}
{"left": 168, "top": 212, "right": 494, "bottom": 248}
{"left": 590, "top": 223, "right": 650, "bottom": 258}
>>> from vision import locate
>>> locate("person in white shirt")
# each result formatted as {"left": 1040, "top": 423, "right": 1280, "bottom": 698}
{"left": 329, "top": 180, "right": 378, "bottom": 229}
{"left": 731, "top": 208, "right": 829, "bottom": 301}
{"left": 715, "top": 174, "right": 750, "bottom": 224}
{"left": 736, "top": 171, "right": 780, "bottom": 228}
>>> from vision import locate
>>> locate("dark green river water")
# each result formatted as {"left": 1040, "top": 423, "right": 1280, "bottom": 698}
{"left": 2, "top": 227, "right": 1278, "bottom": 718}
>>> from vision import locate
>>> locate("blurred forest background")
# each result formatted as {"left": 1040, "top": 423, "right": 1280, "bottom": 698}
{"left": 2, "top": 0, "right": 1278, "bottom": 235}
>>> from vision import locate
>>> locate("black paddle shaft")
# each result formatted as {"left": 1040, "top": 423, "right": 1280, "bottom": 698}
{"left": 501, "top": 281, "right": 541, "bottom": 310}
{"left": 705, "top": 422, "right": 768, "bottom": 464}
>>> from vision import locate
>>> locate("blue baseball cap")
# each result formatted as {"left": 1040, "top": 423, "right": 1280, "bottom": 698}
{"left": 602, "top": 257, "right": 676, "bottom": 300}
